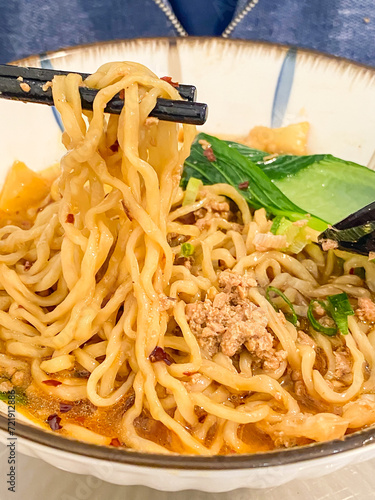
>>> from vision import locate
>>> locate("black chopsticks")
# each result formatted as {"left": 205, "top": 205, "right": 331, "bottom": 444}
{"left": 0, "top": 64, "right": 208, "bottom": 125}
{"left": 318, "top": 201, "right": 375, "bottom": 256}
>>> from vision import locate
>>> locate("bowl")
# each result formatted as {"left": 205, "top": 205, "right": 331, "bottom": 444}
{"left": 0, "top": 37, "right": 375, "bottom": 492}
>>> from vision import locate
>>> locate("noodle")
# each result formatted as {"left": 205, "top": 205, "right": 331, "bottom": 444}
{"left": 0, "top": 61, "right": 374, "bottom": 455}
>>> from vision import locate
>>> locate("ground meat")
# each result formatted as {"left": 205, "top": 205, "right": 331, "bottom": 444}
{"left": 218, "top": 269, "right": 256, "bottom": 297}
{"left": 209, "top": 200, "right": 229, "bottom": 212}
{"left": 0, "top": 365, "right": 16, "bottom": 379}
{"left": 20, "top": 82, "right": 31, "bottom": 92}
{"left": 0, "top": 380, "right": 13, "bottom": 392}
{"left": 159, "top": 294, "right": 177, "bottom": 312}
{"left": 167, "top": 232, "right": 189, "bottom": 247}
{"left": 11, "top": 370, "right": 29, "bottom": 387}
{"left": 321, "top": 239, "right": 338, "bottom": 251}
{"left": 194, "top": 196, "right": 233, "bottom": 231}
{"left": 221, "top": 309, "right": 269, "bottom": 357}
{"left": 313, "top": 347, "right": 327, "bottom": 374}
{"left": 356, "top": 297, "right": 375, "bottom": 323}
{"left": 42, "top": 81, "right": 52, "bottom": 92}
{"left": 174, "top": 255, "right": 193, "bottom": 270}
{"left": 0, "top": 355, "right": 31, "bottom": 391}
{"left": 186, "top": 270, "right": 286, "bottom": 370}
{"left": 333, "top": 348, "right": 353, "bottom": 385}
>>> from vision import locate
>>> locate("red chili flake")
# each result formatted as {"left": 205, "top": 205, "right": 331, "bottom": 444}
{"left": 59, "top": 402, "right": 73, "bottom": 413}
{"left": 47, "top": 413, "right": 62, "bottom": 431}
{"left": 349, "top": 268, "right": 354, "bottom": 275}
{"left": 203, "top": 147, "right": 216, "bottom": 162}
{"left": 161, "top": 76, "right": 179, "bottom": 88}
{"left": 66, "top": 213, "right": 75, "bottom": 224}
{"left": 110, "top": 140, "right": 119, "bottom": 152}
{"left": 238, "top": 180, "right": 249, "bottom": 190}
{"left": 42, "top": 379, "right": 62, "bottom": 387}
{"left": 110, "top": 438, "right": 122, "bottom": 447}
{"left": 119, "top": 89, "right": 125, "bottom": 100}
{"left": 149, "top": 346, "right": 174, "bottom": 366}
{"left": 183, "top": 371, "right": 197, "bottom": 377}
{"left": 24, "top": 260, "right": 32, "bottom": 271}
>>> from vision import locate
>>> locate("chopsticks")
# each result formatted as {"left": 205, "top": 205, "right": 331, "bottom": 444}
{"left": 318, "top": 201, "right": 375, "bottom": 256}
{"left": 0, "top": 64, "right": 208, "bottom": 125}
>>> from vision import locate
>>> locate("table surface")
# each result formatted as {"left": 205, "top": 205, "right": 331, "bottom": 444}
{"left": 1, "top": 444, "right": 375, "bottom": 500}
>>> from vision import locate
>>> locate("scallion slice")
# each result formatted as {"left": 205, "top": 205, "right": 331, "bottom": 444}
{"left": 266, "top": 286, "right": 298, "bottom": 326}
{"left": 182, "top": 177, "right": 202, "bottom": 206}
{"left": 326, "top": 292, "right": 354, "bottom": 335}
{"left": 307, "top": 300, "right": 337, "bottom": 336}
{"left": 270, "top": 215, "right": 284, "bottom": 235}
{"left": 180, "top": 242, "right": 195, "bottom": 257}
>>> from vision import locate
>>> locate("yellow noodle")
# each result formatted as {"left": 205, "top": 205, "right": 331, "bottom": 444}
{"left": 0, "top": 60, "right": 374, "bottom": 456}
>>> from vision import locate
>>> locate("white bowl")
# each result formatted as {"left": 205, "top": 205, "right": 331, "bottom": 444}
{"left": 1, "top": 37, "right": 375, "bottom": 492}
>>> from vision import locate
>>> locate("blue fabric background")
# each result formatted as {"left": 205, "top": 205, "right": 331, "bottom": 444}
{"left": 0, "top": 0, "right": 374, "bottom": 66}
{"left": 0, "top": 0, "right": 178, "bottom": 63}
{"left": 169, "top": 0, "right": 237, "bottom": 35}
{"left": 230, "top": 0, "right": 375, "bottom": 67}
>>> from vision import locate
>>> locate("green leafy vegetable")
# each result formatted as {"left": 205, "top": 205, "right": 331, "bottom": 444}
{"left": 326, "top": 293, "right": 354, "bottom": 336}
{"left": 180, "top": 242, "right": 195, "bottom": 257}
{"left": 226, "top": 141, "right": 375, "bottom": 225}
{"left": 182, "top": 133, "right": 327, "bottom": 231}
{"left": 182, "top": 177, "right": 202, "bottom": 206}
{"left": 266, "top": 286, "right": 298, "bottom": 326}
{"left": 307, "top": 293, "right": 354, "bottom": 336}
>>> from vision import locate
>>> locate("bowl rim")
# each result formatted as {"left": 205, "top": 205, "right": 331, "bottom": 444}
{"left": 1, "top": 412, "right": 375, "bottom": 470}
{"left": 3, "top": 36, "right": 375, "bottom": 470}
{"left": 12, "top": 36, "right": 375, "bottom": 75}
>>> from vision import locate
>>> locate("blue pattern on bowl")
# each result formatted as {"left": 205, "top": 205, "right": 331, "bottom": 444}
{"left": 271, "top": 47, "right": 297, "bottom": 128}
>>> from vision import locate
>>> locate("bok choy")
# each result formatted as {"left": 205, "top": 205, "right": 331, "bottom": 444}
{"left": 182, "top": 133, "right": 375, "bottom": 227}
{"left": 182, "top": 133, "right": 327, "bottom": 231}
{"left": 226, "top": 140, "right": 375, "bottom": 225}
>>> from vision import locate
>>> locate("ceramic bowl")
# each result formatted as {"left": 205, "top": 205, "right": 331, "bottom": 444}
{"left": 0, "top": 37, "right": 375, "bottom": 492}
